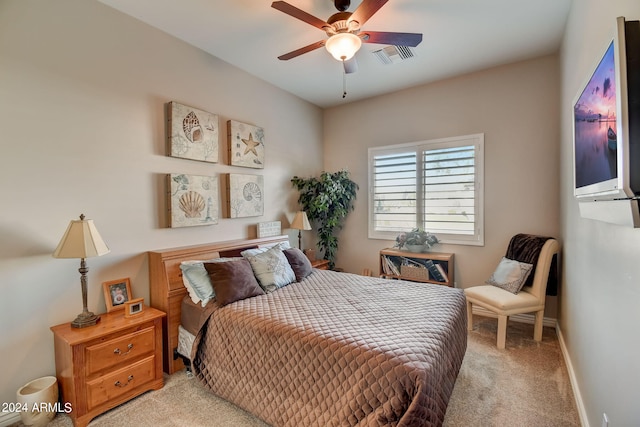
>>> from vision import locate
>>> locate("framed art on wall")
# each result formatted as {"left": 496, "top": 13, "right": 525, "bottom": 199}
{"left": 228, "top": 173, "right": 264, "bottom": 218}
{"left": 169, "top": 173, "right": 219, "bottom": 227}
{"left": 168, "top": 102, "right": 219, "bottom": 163}
{"left": 227, "top": 120, "right": 265, "bottom": 169}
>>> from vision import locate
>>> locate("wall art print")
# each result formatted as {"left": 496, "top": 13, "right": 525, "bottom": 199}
{"left": 227, "top": 120, "right": 265, "bottom": 169}
{"left": 228, "top": 173, "right": 264, "bottom": 218}
{"left": 169, "top": 174, "right": 219, "bottom": 227}
{"left": 168, "top": 102, "right": 219, "bottom": 163}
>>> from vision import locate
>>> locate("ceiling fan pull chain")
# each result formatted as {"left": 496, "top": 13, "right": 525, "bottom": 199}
{"left": 342, "top": 62, "right": 347, "bottom": 98}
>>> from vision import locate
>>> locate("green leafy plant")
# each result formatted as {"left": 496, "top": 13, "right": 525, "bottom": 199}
{"left": 291, "top": 171, "right": 358, "bottom": 269}
{"left": 394, "top": 228, "right": 439, "bottom": 249}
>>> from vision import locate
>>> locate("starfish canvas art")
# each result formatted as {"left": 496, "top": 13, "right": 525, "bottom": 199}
{"left": 228, "top": 120, "right": 265, "bottom": 169}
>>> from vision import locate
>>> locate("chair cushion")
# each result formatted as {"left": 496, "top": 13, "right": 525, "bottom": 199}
{"left": 485, "top": 257, "right": 533, "bottom": 294}
{"left": 465, "top": 285, "right": 540, "bottom": 312}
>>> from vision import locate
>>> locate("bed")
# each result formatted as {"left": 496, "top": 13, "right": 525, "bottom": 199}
{"left": 149, "top": 236, "right": 467, "bottom": 427}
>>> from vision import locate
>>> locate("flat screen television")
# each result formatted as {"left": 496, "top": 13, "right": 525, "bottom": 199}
{"left": 573, "top": 16, "right": 640, "bottom": 201}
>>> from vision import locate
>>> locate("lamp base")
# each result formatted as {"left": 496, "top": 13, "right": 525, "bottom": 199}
{"left": 71, "top": 312, "right": 100, "bottom": 328}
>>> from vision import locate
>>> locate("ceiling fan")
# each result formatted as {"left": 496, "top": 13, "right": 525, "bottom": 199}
{"left": 271, "top": 0, "right": 423, "bottom": 74}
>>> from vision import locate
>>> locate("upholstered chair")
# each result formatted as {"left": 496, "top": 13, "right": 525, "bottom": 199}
{"left": 464, "top": 234, "right": 559, "bottom": 349}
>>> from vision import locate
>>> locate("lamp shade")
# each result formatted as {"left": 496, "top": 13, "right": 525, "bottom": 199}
{"left": 290, "top": 211, "right": 312, "bottom": 231}
{"left": 325, "top": 32, "right": 362, "bottom": 61}
{"left": 53, "top": 214, "right": 110, "bottom": 259}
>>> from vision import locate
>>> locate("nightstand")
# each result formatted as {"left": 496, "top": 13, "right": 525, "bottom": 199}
{"left": 311, "top": 259, "right": 330, "bottom": 270}
{"left": 51, "top": 306, "right": 165, "bottom": 427}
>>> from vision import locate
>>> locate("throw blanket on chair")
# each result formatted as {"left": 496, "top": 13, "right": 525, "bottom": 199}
{"left": 505, "top": 233, "right": 558, "bottom": 296}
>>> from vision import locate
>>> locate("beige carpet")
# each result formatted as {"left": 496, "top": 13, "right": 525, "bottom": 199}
{"left": 13, "top": 316, "right": 580, "bottom": 427}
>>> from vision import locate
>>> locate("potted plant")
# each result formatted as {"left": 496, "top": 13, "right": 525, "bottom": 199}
{"left": 395, "top": 228, "right": 439, "bottom": 252}
{"left": 291, "top": 170, "right": 358, "bottom": 269}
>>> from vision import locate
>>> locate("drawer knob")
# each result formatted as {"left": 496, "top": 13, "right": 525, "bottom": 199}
{"left": 113, "top": 343, "right": 133, "bottom": 356}
{"left": 114, "top": 375, "right": 134, "bottom": 388}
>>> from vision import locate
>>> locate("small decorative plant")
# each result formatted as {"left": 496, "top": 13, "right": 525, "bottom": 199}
{"left": 395, "top": 228, "right": 439, "bottom": 250}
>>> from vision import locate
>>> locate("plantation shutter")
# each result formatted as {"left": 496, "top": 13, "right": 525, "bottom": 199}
{"left": 423, "top": 145, "right": 476, "bottom": 235}
{"left": 372, "top": 151, "right": 418, "bottom": 232}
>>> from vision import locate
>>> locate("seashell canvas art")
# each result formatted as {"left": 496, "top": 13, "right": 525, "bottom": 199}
{"left": 168, "top": 102, "right": 219, "bottom": 163}
{"left": 227, "top": 120, "right": 265, "bottom": 169}
{"left": 169, "top": 174, "right": 219, "bottom": 227}
{"left": 228, "top": 173, "right": 264, "bottom": 218}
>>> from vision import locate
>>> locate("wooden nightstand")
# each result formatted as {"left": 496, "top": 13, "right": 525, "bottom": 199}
{"left": 51, "top": 306, "right": 165, "bottom": 427}
{"left": 311, "top": 259, "right": 330, "bottom": 270}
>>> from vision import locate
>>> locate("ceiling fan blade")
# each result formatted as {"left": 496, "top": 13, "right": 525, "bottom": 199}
{"left": 343, "top": 57, "right": 358, "bottom": 74}
{"left": 361, "top": 31, "right": 423, "bottom": 47}
{"left": 278, "top": 40, "right": 326, "bottom": 60}
{"left": 271, "top": 1, "right": 329, "bottom": 30}
{"left": 349, "top": 0, "right": 389, "bottom": 27}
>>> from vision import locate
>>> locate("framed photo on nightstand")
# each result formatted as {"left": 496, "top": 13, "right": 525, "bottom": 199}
{"left": 124, "top": 298, "right": 144, "bottom": 318}
{"left": 103, "top": 278, "right": 133, "bottom": 312}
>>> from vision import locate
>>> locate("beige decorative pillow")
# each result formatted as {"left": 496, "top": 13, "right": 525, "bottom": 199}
{"left": 243, "top": 245, "right": 296, "bottom": 292}
{"left": 486, "top": 257, "right": 533, "bottom": 294}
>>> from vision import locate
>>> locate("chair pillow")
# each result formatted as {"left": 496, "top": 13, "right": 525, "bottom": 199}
{"left": 243, "top": 245, "right": 296, "bottom": 292}
{"left": 486, "top": 257, "right": 534, "bottom": 294}
{"left": 283, "top": 247, "right": 313, "bottom": 282}
{"left": 203, "top": 258, "right": 264, "bottom": 307}
{"left": 180, "top": 257, "right": 242, "bottom": 306}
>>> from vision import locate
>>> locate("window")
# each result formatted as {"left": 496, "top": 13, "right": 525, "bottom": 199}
{"left": 368, "top": 134, "right": 484, "bottom": 246}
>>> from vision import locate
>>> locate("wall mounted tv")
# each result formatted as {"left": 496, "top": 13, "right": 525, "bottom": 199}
{"left": 573, "top": 16, "right": 640, "bottom": 201}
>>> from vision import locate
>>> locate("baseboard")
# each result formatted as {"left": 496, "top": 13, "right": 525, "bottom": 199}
{"left": 471, "top": 306, "right": 557, "bottom": 328}
{"left": 556, "top": 324, "right": 590, "bottom": 427}
{"left": 0, "top": 411, "right": 21, "bottom": 427}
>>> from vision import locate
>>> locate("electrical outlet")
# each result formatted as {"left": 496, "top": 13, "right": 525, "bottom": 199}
{"left": 602, "top": 413, "right": 609, "bottom": 427}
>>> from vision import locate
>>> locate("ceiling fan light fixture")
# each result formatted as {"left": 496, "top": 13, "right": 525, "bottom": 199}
{"left": 325, "top": 32, "right": 362, "bottom": 61}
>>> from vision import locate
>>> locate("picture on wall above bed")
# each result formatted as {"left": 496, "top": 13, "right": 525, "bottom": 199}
{"left": 167, "top": 102, "right": 219, "bottom": 163}
{"left": 228, "top": 173, "right": 264, "bottom": 218}
{"left": 227, "top": 120, "right": 265, "bottom": 169}
{"left": 168, "top": 173, "right": 219, "bottom": 227}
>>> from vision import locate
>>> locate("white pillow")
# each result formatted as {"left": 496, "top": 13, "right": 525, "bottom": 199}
{"left": 180, "top": 258, "right": 242, "bottom": 306}
{"left": 243, "top": 245, "right": 295, "bottom": 293}
{"left": 485, "top": 257, "right": 534, "bottom": 294}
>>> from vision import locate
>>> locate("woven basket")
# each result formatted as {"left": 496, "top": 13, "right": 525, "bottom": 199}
{"left": 400, "top": 264, "right": 429, "bottom": 281}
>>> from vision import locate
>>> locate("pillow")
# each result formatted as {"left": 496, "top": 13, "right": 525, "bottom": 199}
{"left": 486, "top": 257, "right": 534, "bottom": 294}
{"left": 240, "top": 241, "right": 291, "bottom": 258}
{"left": 180, "top": 257, "right": 242, "bottom": 306}
{"left": 243, "top": 245, "right": 296, "bottom": 292}
{"left": 203, "top": 258, "right": 264, "bottom": 306}
{"left": 283, "top": 247, "right": 313, "bottom": 282}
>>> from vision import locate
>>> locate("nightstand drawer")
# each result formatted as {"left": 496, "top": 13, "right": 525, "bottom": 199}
{"left": 86, "top": 327, "right": 155, "bottom": 375}
{"left": 86, "top": 355, "right": 156, "bottom": 410}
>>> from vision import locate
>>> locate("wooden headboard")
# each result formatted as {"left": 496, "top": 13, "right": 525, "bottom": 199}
{"left": 148, "top": 235, "right": 290, "bottom": 374}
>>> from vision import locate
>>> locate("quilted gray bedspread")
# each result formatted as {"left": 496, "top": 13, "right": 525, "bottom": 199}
{"left": 192, "top": 270, "right": 467, "bottom": 427}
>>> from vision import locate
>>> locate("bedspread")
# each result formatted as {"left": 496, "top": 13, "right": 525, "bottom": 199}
{"left": 192, "top": 270, "right": 467, "bottom": 427}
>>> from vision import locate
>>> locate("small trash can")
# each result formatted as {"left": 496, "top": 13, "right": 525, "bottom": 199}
{"left": 16, "top": 376, "right": 58, "bottom": 426}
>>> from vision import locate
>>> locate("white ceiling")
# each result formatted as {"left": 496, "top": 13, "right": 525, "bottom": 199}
{"left": 98, "top": 0, "right": 572, "bottom": 108}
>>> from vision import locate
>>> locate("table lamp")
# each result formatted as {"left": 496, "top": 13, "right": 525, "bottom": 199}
{"left": 290, "top": 211, "right": 311, "bottom": 250}
{"left": 53, "top": 214, "right": 110, "bottom": 328}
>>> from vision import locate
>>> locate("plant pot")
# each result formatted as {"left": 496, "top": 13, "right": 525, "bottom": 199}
{"left": 405, "top": 244, "right": 426, "bottom": 253}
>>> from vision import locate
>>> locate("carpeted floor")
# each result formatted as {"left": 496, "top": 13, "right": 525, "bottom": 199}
{"left": 12, "top": 316, "right": 580, "bottom": 426}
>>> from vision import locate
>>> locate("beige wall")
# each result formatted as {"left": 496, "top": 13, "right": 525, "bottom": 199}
{"left": 324, "top": 56, "right": 561, "bottom": 294}
{"left": 559, "top": 1, "right": 640, "bottom": 426}
{"left": 0, "top": 0, "right": 323, "bottom": 412}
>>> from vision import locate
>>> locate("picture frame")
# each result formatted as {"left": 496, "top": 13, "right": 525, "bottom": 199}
{"left": 168, "top": 173, "right": 219, "bottom": 228}
{"left": 102, "top": 278, "right": 133, "bottom": 312}
{"left": 227, "top": 120, "right": 265, "bottom": 169}
{"left": 227, "top": 173, "right": 264, "bottom": 218}
{"left": 167, "top": 101, "right": 219, "bottom": 163}
{"left": 124, "top": 298, "right": 145, "bottom": 318}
